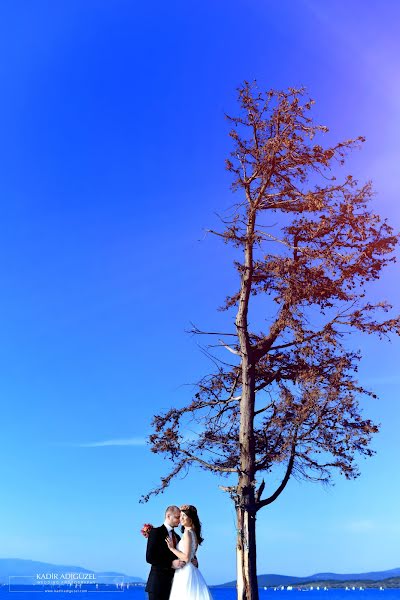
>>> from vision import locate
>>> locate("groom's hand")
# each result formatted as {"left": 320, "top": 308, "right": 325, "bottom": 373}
{"left": 191, "top": 557, "right": 199, "bottom": 568}
{"left": 172, "top": 559, "right": 186, "bottom": 570}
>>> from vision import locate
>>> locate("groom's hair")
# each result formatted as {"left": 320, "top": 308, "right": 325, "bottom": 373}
{"left": 165, "top": 505, "right": 180, "bottom": 515}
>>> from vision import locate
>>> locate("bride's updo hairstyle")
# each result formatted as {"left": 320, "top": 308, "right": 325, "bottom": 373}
{"left": 180, "top": 504, "right": 204, "bottom": 545}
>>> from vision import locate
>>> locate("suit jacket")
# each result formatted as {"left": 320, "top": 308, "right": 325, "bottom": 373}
{"left": 145, "top": 525, "right": 181, "bottom": 594}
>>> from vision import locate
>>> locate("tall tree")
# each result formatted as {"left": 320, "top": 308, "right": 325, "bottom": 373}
{"left": 141, "top": 83, "right": 399, "bottom": 600}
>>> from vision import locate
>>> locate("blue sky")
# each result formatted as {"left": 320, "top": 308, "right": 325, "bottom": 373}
{"left": 0, "top": 0, "right": 399, "bottom": 586}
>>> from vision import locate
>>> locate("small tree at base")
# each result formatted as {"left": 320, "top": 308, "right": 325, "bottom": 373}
{"left": 141, "top": 83, "right": 400, "bottom": 600}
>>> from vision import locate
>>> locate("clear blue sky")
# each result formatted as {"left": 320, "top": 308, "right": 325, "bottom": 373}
{"left": 0, "top": 0, "right": 399, "bottom": 586}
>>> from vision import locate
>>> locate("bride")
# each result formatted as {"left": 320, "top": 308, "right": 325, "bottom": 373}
{"left": 165, "top": 504, "right": 213, "bottom": 600}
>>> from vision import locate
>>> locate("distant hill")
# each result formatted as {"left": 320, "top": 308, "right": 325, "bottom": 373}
{"left": 298, "top": 577, "right": 400, "bottom": 589}
{"left": 0, "top": 559, "right": 144, "bottom": 585}
{"left": 219, "top": 568, "right": 400, "bottom": 588}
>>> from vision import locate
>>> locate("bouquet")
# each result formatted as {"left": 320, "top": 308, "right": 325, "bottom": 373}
{"left": 141, "top": 523, "right": 153, "bottom": 538}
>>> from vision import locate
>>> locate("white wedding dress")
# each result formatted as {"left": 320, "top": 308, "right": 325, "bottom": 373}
{"left": 169, "top": 529, "right": 213, "bottom": 600}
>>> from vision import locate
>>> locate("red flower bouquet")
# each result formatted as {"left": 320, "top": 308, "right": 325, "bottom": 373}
{"left": 141, "top": 523, "right": 153, "bottom": 538}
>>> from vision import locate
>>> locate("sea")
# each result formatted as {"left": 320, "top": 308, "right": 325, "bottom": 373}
{"left": 1, "top": 589, "right": 400, "bottom": 600}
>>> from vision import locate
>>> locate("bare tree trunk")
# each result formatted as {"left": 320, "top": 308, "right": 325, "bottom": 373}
{"left": 235, "top": 209, "right": 259, "bottom": 600}
{"left": 235, "top": 361, "right": 259, "bottom": 600}
{"left": 236, "top": 496, "right": 258, "bottom": 600}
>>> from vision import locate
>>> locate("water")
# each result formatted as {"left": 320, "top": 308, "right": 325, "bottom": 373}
{"left": 1, "top": 589, "right": 400, "bottom": 600}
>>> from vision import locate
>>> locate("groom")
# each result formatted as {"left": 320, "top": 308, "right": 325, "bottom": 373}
{"left": 145, "top": 505, "right": 185, "bottom": 600}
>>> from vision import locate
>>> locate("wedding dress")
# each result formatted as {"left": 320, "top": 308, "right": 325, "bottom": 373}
{"left": 169, "top": 529, "right": 213, "bottom": 600}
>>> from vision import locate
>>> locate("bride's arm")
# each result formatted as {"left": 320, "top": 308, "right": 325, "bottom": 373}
{"left": 165, "top": 530, "right": 191, "bottom": 563}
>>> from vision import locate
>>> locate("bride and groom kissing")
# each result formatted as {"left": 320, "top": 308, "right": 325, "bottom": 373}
{"left": 145, "top": 504, "right": 213, "bottom": 600}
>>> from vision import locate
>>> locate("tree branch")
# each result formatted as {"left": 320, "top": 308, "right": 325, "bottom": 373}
{"left": 182, "top": 450, "right": 238, "bottom": 473}
{"left": 256, "top": 440, "right": 297, "bottom": 510}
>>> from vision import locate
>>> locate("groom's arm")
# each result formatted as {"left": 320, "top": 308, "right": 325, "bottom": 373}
{"left": 146, "top": 528, "right": 166, "bottom": 566}
{"left": 146, "top": 528, "right": 184, "bottom": 569}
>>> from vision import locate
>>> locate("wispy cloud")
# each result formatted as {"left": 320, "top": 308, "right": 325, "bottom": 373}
{"left": 343, "top": 518, "right": 400, "bottom": 536}
{"left": 72, "top": 437, "right": 147, "bottom": 448}
{"left": 346, "top": 519, "right": 376, "bottom": 533}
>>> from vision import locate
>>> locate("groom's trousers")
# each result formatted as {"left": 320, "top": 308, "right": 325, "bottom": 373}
{"left": 148, "top": 593, "right": 171, "bottom": 600}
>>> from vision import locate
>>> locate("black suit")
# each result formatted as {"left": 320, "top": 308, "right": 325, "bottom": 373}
{"left": 145, "top": 525, "right": 181, "bottom": 600}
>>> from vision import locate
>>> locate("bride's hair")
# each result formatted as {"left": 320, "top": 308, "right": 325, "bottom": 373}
{"left": 180, "top": 504, "right": 204, "bottom": 545}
